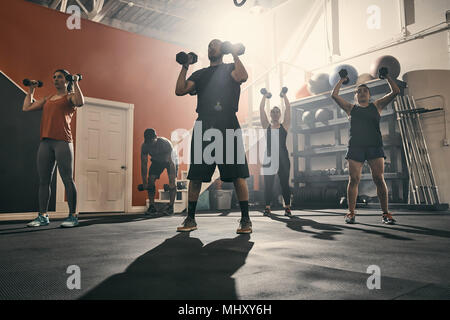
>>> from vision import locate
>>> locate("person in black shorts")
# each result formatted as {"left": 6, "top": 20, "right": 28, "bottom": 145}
{"left": 331, "top": 71, "right": 400, "bottom": 225}
{"left": 259, "top": 88, "right": 292, "bottom": 217}
{"left": 175, "top": 39, "right": 251, "bottom": 234}
{"left": 141, "top": 128, "right": 178, "bottom": 216}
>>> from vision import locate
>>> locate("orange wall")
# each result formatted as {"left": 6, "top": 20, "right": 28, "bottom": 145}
{"left": 0, "top": 0, "right": 250, "bottom": 207}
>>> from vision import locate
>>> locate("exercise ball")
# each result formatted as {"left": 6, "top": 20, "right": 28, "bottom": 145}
{"left": 307, "top": 73, "right": 332, "bottom": 95}
{"left": 302, "top": 110, "right": 315, "bottom": 124}
{"left": 370, "top": 55, "right": 401, "bottom": 79}
{"left": 356, "top": 73, "right": 375, "bottom": 85}
{"left": 295, "top": 83, "right": 311, "bottom": 99}
{"left": 315, "top": 108, "right": 333, "bottom": 123}
{"left": 329, "top": 64, "right": 358, "bottom": 87}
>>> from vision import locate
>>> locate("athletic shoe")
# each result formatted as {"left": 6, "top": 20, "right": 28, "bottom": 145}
{"left": 284, "top": 207, "right": 292, "bottom": 217}
{"left": 27, "top": 214, "right": 50, "bottom": 227}
{"left": 162, "top": 204, "right": 174, "bottom": 216}
{"left": 61, "top": 214, "right": 79, "bottom": 228}
{"left": 237, "top": 217, "right": 252, "bottom": 234}
{"left": 263, "top": 207, "right": 271, "bottom": 216}
{"left": 176, "top": 217, "right": 197, "bottom": 232}
{"left": 382, "top": 213, "right": 396, "bottom": 225}
{"left": 145, "top": 204, "right": 157, "bottom": 216}
{"left": 345, "top": 212, "right": 356, "bottom": 224}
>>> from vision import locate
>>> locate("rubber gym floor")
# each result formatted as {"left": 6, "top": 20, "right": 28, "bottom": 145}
{"left": 1, "top": 209, "right": 450, "bottom": 300}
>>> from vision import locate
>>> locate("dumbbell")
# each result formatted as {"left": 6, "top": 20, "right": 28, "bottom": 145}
{"left": 338, "top": 69, "right": 349, "bottom": 85}
{"left": 378, "top": 67, "right": 388, "bottom": 79}
{"left": 23, "top": 79, "right": 43, "bottom": 87}
{"left": 137, "top": 184, "right": 145, "bottom": 191}
{"left": 65, "top": 73, "right": 83, "bottom": 82}
{"left": 260, "top": 88, "right": 272, "bottom": 99}
{"left": 280, "top": 87, "right": 288, "bottom": 97}
{"left": 221, "top": 41, "right": 245, "bottom": 56}
{"left": 176, "top": 52, "right": 198, "bottom": 65}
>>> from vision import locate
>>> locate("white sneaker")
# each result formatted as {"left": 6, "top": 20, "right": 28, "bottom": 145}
{"left": 27, "top": 214, "right": 50, "bottom": 227}
{"left": 60, "top": 214, "right": 79, "bottom": 228}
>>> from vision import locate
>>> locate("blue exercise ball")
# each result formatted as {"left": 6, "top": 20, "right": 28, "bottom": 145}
{"left": 329, "top": 64, "right": 358, "bottom": 87}
{"left": 307, "top": 73, "right": 332, "bottom": 95}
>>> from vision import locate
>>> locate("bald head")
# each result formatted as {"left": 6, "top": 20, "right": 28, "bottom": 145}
{"left": 208, "top": 39, "right": 223, "bottom": 62}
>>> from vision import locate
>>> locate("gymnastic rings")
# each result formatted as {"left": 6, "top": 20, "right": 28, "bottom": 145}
{"left": 233, "top": 0, "right": 247, "bottom": 7}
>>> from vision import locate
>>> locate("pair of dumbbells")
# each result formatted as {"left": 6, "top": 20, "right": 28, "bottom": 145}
{"left": 260, "top": 87, "right": 288, "bottom": 99}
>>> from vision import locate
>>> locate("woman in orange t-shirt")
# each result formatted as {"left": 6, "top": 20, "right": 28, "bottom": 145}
{"left": 22, "top": 69, "right": 84, "bottom": 228}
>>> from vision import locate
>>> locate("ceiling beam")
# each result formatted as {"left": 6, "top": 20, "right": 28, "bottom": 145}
{"left": 92, "top": 0, "right": 118, "bottom": 22}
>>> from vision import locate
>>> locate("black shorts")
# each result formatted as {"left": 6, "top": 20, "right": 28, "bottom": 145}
{"left": 345, "top": 146, "right": 386, "bottom": 163}
{"left": 149, "top": 160, "right": 178, "bottom": 179}
{"left": 187, "top": 115, "right": 250, "bottom": 182}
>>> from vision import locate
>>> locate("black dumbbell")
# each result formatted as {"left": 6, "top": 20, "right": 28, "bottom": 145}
{"left": 65, "top": 73, "right": 83, "bottom": 82}
{"left": 338, "top": 69, "right": 349, "bottom": 85}
{"left": 23, "top": 79, "right": 43, "bottom": 87}
{"left": 176, "top": 51, "right": 198, "bottom": 65}
{"left": 280, "top": 87, "right": 288, "bottom": 97}
{"left": 260, "top": 88, "right": 272, "bottom": 99}
{"left": 378, "top": 67, "right": 388, "bottom": 79}
{"left": 221, "top": 41, "right": 245, "bottom": 56}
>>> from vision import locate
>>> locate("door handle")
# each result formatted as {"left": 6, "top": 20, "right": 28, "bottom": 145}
{"left": 121, "top": 165, "right": 126, "bottom": 170}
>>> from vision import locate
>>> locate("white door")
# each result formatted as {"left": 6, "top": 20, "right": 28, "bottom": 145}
{"left": 77, "top": 103, "right": 127, "bottom": 212}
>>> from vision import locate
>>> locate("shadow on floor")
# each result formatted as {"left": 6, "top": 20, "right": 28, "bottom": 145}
{"left": 0, "top": 213, "right": 174, "bottom": 235}
{"left": 80, "top": 232, "right": 254, "bottom": 300}
{"left": 269, "top": 214, "right": 413, "bottom": 241}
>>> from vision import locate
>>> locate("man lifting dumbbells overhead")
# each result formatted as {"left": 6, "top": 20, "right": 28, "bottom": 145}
{"left": 175, "top": 39, "right": 251, "bottom": 234}
{"left": 259, "top": 86, "right": 292, "bottom": 217}
{"left": 331, "top": 67, "right": 400, "bottom": 225}
{"left": 141, "top": 128, "right": 178, "bottom": 216}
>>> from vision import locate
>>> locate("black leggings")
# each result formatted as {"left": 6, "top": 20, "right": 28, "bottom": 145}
{"left": 37, "top": 139, "right": 77, "bottom": 214}
{"left": 264, "top": 156, "right": 291, "bottom": 207}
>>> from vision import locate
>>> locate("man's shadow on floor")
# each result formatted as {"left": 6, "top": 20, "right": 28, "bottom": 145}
{"left": 81, "top": 232, "right": 254, "bottom": 300}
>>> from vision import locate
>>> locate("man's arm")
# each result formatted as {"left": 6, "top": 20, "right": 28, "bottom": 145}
{"left": 141, "top": 145, "right": 148, "bottom": 187}
{"left": 374, "top": 76, "right": 400, "bottom": 112}
{"left": 175, "top": 64, "right": 196, "bottom": 96}
{"left": 231, "top": 54, "right": 248, "bottom": 83}
{"left": 331, "top": 78, "right": 354, "bottom": 116}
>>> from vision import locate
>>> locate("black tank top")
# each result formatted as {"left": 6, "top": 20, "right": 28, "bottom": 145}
{"left": 266, "top": 124, "right": 289, "bottom": 158}
{"left": 349, "top": 103, "right": 382, "bottom": 147}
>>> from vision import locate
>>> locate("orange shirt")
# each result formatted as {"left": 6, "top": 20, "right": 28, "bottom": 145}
{"left": 40, "top": 94, "right": 76, "bottom": 142}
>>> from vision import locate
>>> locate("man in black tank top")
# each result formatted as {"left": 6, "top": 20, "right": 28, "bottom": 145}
{"left": 331, "top": 71, "right": 400, "bottom": 225}
{"left": 175, "top": 39, "right": 252, "bottom": 234}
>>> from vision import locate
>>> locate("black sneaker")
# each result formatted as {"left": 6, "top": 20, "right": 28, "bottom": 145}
{"left": 284, "top": 207, "right": 292, "bottom": 217}
{"left": 237, "top": 218, "right": 252, "bottom": 234}
{"left": 145, "top": 204, "right": 157, "bottom": 216}
{"left": 263, "top": 207, "right": 271, "bottom": 216}
{"left": 382, "top": 213, "right": 396, "bottom": 225}
{"left": 176, "top": 217, "right": 197, "bottom": 232}
{"left": 162, "top": 204, "right": 174, "bottom": 216}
